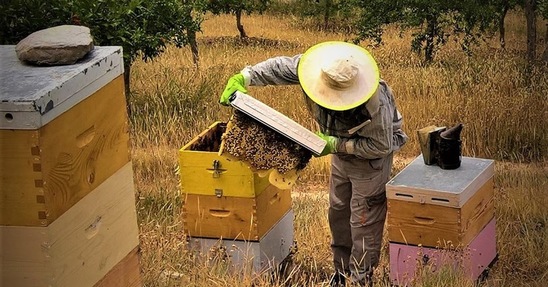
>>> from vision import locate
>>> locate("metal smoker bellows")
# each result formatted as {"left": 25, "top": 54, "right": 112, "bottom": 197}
{"left": 229, "top": 91, "right": 327, "bottom": 156}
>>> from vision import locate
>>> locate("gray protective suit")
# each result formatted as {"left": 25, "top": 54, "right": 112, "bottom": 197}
{"left": 242, "top": 54, "right": 408, "bottom": 284}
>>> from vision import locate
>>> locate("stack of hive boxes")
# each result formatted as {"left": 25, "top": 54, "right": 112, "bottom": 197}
{"left": 0, "top": 46, "right": 141, "bottom": 287}
{"left": 179, "top": 121, "right": 294, "bottom": 272}
{"left": 386, "top": 155, "right": 497, "bottom": 286}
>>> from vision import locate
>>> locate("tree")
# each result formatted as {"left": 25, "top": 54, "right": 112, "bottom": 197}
{"left": 525, "top": 0, "right": 538, "bottom": 64}
{"left": 352, "top": 0, "right": 498, "bottom": 63}
{"left": 0, "top": 0, "right": 202, "bottom": 96}
{"left": 294, "top": 0, "right": 357, "bottom": 31}
{"left": 495, "top": 0, "right": 522, "bottom": 49}
{"left": 538, "top": 0, "right": 548, "bottom": 61}
{"left": 206, "top": 0, "right": 270, "bottom": 38}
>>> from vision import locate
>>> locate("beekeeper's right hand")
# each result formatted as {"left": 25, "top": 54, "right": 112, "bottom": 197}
{"left": 220, "top": 73, "right": 247, "bottom": 106}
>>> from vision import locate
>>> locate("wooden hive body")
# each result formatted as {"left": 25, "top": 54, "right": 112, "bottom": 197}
{"left": 1, "top": 163, "right": 140, "bottom": 287}
{"left": 387, "top": 178, "right": 494, "bottom": 247}
{"left": 0, "top": 46, "right": 141, "bottom": 286}
{"left": 389, "top": 219, "right": 497, "bottom": 286}
{"left": 187, "top": 209, "right": 294, "bottom": 273}
{"left": 179, "top": 122, "right": 273, "bottom": 198}
{"left": 183, "top": 184, "right": 292, "bottom": 241}
{"left": 386, "top": 156, "right": 495, "bottom": 247}
{"left": 179, "top": 122, "right": 292, "bottom": 241}
{"left": 0, "top": 46, "right": 130, "bottom": 227}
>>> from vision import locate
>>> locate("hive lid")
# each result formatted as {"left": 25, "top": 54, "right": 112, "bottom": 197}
{"left": 229, "top": 91, "right": 327, "bottom": 156}
{"left": 0, "top": 45, "right": 123, "bottom": 129}
{"left": 386, "top": 155, "right": 495, "bottom": 207}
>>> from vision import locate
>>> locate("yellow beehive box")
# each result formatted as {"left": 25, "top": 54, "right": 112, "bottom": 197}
{"left": 183, "top": 184, "right": 292, "bottom": 241}
{"left": 386, "top": 156, "right": 495, "bottom": 248}
{"left": 0, "top": 46, "right": 130, "bottom": 227}
{"left": 179, "top": 121, "right": 295, "bottom": 241}
{"left": 178, "top": 121, "right": 273, "bottom": 198}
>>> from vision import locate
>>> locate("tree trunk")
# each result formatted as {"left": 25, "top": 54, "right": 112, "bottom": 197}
{"left": 235, "top": 9, "right": 247, "bottom": 38}
{"left": 525, "top": 0, "right": 537, "bottom": 64}
{"left": 543, "top": 23, "right": 548, "bottom": 62}
{"left": 425, "top": 16, "right": 437, "bottom": 63}
{"left": 184, "top": 3, "right": 199, "bottom": 67}
{"left": 187, "top": 27, "right": 199, "bottom": 67}
{"left": 324, "top": 0, "right": 332, "bottom": 30}
{"left": 499, "top": 0, "right": 509, "bottom": 49}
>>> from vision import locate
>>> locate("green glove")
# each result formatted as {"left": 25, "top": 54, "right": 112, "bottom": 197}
{"left": 316, "top": 132, "right": 338, "bottom": 157}
{"left": 220, "top": 73, "right": 247, "bottom": 106}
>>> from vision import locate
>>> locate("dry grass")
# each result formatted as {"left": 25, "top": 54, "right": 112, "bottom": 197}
{"left": 129, "top": 10, "right": 547, "bottom": 287}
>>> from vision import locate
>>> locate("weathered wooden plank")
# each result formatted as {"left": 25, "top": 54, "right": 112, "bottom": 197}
{"left": 94, "top": 247, "right": 142, "bottom": 287}
{"left": 0, "top": 76, "right": 131, "bottom": 226}
{"left": 387, "top": 178, "right": 494, "bottom": 247}
{"left": 183, "top": 185, "right": 292, "bottom": 241}
{"left": 0, "top": 163, "right": 140, "bottom": 287}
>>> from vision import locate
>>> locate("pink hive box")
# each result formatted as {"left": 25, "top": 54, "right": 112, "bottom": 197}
{"left": 389, "top": 219, "right": 497, "bottom": 286}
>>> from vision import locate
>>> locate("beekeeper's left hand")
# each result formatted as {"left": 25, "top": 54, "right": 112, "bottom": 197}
{"left": 220, "top": 73, "right": 247, "bottom": 106}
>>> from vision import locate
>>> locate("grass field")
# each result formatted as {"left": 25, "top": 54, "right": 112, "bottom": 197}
{"left": 129, "top": 10, "right": 547, "bottom": 287}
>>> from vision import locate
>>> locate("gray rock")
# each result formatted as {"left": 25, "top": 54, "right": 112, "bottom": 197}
{"left": 15, "top": 25, "right": 94, "bottom": 65}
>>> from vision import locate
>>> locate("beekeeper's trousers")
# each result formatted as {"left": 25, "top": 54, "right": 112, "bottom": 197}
{"left": 328, "top": 152, "right": 393, "bottom": 284}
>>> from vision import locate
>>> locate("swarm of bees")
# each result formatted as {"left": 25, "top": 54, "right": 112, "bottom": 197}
{"left": 222, "top": 110, "right": 312, "bottom": 174}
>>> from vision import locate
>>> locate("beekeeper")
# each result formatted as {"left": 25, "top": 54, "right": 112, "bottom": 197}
{"left": 219, "top": 41, "right": 408, "bottom": 286}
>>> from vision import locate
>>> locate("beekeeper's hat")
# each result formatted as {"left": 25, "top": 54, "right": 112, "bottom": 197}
{"left": 297, "top": 41, "right": 380, "bottom": 111}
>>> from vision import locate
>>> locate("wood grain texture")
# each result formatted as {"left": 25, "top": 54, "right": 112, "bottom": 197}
{"left": 0, "top": 75, "right": 131, "bottom": 226}
{"left": 41, "top": 75, "right": 130, "bottom": 224}
{"left": 0, "top": 129, "right": 47, "bottom": 226}
{"left": 0, "top": 163, "right": 140, "bottom": 287}
{"left": 94, "top": 247, "right": 142, "bottom": 287}
{"left": 387, "top": 178, "right": 494, "bottom": 247}
{"left": 183, "top": 185, "right": 292, "bottom": 241}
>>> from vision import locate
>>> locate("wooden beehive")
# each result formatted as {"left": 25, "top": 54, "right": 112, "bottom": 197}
{"left": 0, "top": 46, "right": 141, "bottom": 287}
{"left": 386, "top": 156, "right": 494, "bottom": 248}
{"left": 389, "top": 219, "right": 497, "bottom": 286}
{"left": 183, "top": 185, "right": 292, "bottom": 241}
{"left": 188, "top": 209, "right": 295, "bottom": 273}
{"left": 179, "top": 121, "right": 272, "bottom": 198}
{"left": 179, "top": 121, "right": 293, "bottom": 241}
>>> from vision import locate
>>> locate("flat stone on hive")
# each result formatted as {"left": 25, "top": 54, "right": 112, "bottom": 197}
{"left": 15, "top": 25, "right": 94, "bottom": 65}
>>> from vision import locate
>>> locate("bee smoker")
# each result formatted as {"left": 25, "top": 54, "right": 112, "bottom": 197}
{"left": 417, "top": 123, "right": 463, "bottom": 169}
{"left": 437, "top": 123, "right": 464, "bottom": 169}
